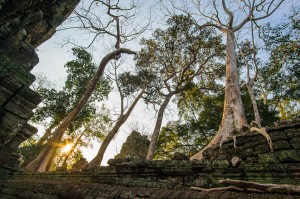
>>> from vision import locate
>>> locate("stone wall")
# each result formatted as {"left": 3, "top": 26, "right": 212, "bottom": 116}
{"left": 0, "top": 122, "right": 299, "bottom": 198}
{"left": 0, "top": 179, "right": 296, "bottom": 199}
{"left": 0, "top": 0, "right": 79, "bottom": 179}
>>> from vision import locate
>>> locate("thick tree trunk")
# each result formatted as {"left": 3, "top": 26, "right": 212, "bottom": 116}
{"left": 36, "top": 127, "right": 53, "bottom": 147}
{"left": 88, "top": 90, "right": 144, "bottom": 167}
{"left": 146, "top": 94, "right": 172, "bottom": 160}
{"left": 45, "top": 150, "right": 57, "bottom": 172}
{"left": 26, "top": 48, "right": 136, "bottom": 172}
{"left": 191, "top": 30, "right": 247, "bottom": 160}
{"left": 246, "top": 83, "right": 261, "bottom": 127}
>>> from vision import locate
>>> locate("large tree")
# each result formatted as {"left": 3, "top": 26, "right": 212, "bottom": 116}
{"left": 155, "top": 84, "right": 279, "bottom": 160}
{"left": 26, "top": 19, "right": 136, "bottom": 172}
{"left": 87, "top": 62, "right": 151, "bottom": 167}
{"left": 135, "top": 15, "right": 223, "bottom": 160}
{"left": 24, "top": 49, "right": 111, "bottom": 169}
{"left": 167, "top": 0, "right": 285, "bottom": 160}
{"left": 59, "top": 107, "right": 111, "bottom": 169}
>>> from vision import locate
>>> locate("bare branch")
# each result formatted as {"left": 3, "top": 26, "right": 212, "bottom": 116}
{"left": 115, "top": 17, "right": 120, "bottom": 49}
{"left": 222, "top": 0, "right": 234, "bottom": 29}
{"left": 253, "top": 0, "right": 284, "bottom": 21}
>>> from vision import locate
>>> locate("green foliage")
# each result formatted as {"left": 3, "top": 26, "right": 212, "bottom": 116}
{"left": 31, "top": 48, "right": 112, "bottom": 133}
{"left": 260, "top": 8, "right": 300, "bottom": 119}
{"left": 115, "top": 131, "right": 150, "bottom": 159}
{"left": 135, "top": 14, "right": 224, "bottom": 105}
{"left": 18, "top": 138, "right": 44, "bottom": 167}
{"left": 118, "top": 72, "right": 144, "bottom": 96}
{"left": 155, "top": 86, "right": 279, "bottom": 159}
{"left": 154, "top": 121, "right": 212, "bottom": 160}
{"left": 64, "top": 48, "right": 111, "bottom": 103}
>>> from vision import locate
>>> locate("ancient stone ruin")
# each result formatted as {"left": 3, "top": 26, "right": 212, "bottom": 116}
{"left": 0, "top": 1, "right": 300, "bottom": 198}
{"left": 1, "top": 120, "right": 300, "bottom": 198}
{"left": 0, "top": 0, "right": 80, "bottom": 179}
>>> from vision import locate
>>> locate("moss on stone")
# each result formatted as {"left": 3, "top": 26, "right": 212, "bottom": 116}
{"left": 275, "top": 149, "right": 300, "bottom": 162}
{"left": 255, "top": 144, "right": 271, "bottom": 154}
{"left": 290, "top": 137, "right": 300, "bottom": 150}
{"left": 285, "top": 128, "right": 299, "bottom": 138}
{"left": 212, "top": 160, "right": 229, "bottom": 169}
{"left": 258, "top": 153, "right": 279, "bottom": 164}
{"left": 273, "top": 140, "right": 292, "bottom": 150}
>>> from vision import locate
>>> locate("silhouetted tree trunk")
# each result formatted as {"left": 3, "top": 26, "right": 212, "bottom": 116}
{"left": 190, "top": 0, "right": 282, "bottom": 160}
{"left": 36, "top": 127, "right": 53, "bottom": 147}
{"left": 146, "top": 93, "right": 172, "bottom": 160}
{"left": 247, "top": 82, "right": 261, "bottom": 127}
{"left": 88, "top": 90, "right": 144, "bottom": 167}
{"left": 26, "top": 48, "right": 136, "bottom": 172}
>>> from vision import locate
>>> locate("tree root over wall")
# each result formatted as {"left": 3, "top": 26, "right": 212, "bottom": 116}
{"left": 190, "top": 179, "right": 300, "bottom": 195}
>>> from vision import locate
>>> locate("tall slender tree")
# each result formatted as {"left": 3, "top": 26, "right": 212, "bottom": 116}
{"left": 87, "top": 63, "right": 150, "bottom": 167}
{"left": 26, "top": 47, "right": 116, "bottom": 172}
{"left": 135, "top": 15, "right": 223, "bottom": 160}
{"left": 166, "top": 0, "right": 285, "bottom": 160}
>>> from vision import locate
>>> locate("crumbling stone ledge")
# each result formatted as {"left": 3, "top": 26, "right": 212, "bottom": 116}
{"left": 0, "top": 179, "right": 299, "bottom": 199}
{"left": 1, "top": 121, "right": 300, "bottom": 198}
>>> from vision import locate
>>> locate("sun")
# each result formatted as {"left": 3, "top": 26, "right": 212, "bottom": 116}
{"left": 61, "top": 143, "right": 73, "bottom": 154}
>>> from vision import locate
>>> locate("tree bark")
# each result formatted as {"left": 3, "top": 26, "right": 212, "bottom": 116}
{"left": 146, "top": 94, "right": 172, "bottom": 160}
{"left": 36, "top": 127, "right": 53, "bottom": 147}
{"left": 246, "top": 83, "right": 261, "bottom": 127}
{"left": 191, "top": 30, "right": 247, "bottom": 160}
{"left": 87, "top": 90, "right": 144, "bottom": 167}
{"left": 26, "top": 48, "right": 136, "bottom": 172}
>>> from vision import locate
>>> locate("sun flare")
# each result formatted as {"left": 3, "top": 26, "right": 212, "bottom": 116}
{"left": 61, "top": 143, "right": 73, "bottom": 154}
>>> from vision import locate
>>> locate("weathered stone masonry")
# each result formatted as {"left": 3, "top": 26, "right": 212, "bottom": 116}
{"left": 0, "top": 122, "right": 299, "bottom": 198}
{"left": 0, "top": 0, "right": 79, "bottom": 179}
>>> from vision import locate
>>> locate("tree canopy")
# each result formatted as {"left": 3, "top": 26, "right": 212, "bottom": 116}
{"left": 20, "top": 3, "right": 299, "bottom": 170}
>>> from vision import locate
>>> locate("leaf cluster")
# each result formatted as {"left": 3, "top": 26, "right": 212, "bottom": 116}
{"left": 31, "top": 48, "right": 112, "bottom": 134}
{"left": 135, "top": 15, "right": 224, "bottom": 105}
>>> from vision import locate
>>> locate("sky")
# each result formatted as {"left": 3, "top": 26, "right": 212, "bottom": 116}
{"left": 30, "top": 0, "right": 298, "bottom": 165}
{"left": 30, "top": 0, "right": 168, "bottom": 165}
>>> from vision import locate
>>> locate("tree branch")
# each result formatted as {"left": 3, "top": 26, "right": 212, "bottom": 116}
{"left": 222, "top": 0, "right": 234, "bottom": 29}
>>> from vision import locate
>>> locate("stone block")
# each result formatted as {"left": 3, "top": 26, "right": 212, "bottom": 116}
{"left": 245, "top": 157, "right": 259, "bottom": 164}
{"left": 203, "top": 160, "right": 212, "bottom": 171}
{"left": 258, "top": 153, "right": 279, "bottom": 164}
{"left": 285, "top": 128, "right": 300, "bottom": 139}
{"left": 290, "top": 137, "right": 300, "bottom": 150}
{"left": 269, "top": 131, "right": 287, "bottom": 141}
{"left": 0, "top": 74, "right": 23, "bottom": 93}
{"left": 276, "top": 149, "right": 300, "bottom": 162}
{"left": 227, "top": 147, "right": 242, "bottom": 159}
{"left": 264, "top": 163, "right": 286, "bottom": 172}
{"left": 273, "top": 140, "right": 292, "bottom": 150}
{"left": 0, "top": 86, "right": 13, "bottom": 105}
{"left": 5, "top": 94, "right": 35, "bottom": 119}
{"left": 0, "top": 111, "right": 26, "bottom": 143}
{"left": 239, "top": 139, "right": 266, "bottom": 150}
{"left": 211, "top": 159, "right": 229, "bottom": 169}
{"left": 18, "top": 86, "right": 41, "bottom": 106}
{"left": 164, "top": 160, "right": 179, "bottom": 167}
{"left": 178, "top": 160, "right": 192, "bottom": 167}
{"left": 255, "top": 144, "right": 271, "bottom": 154}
